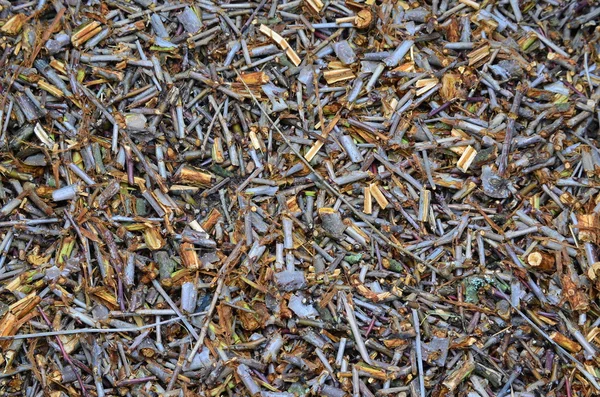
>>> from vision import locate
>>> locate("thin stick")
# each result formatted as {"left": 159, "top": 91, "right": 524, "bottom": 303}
{"left": 152, "top": 279, "right": 200, "bottom": 340}
{"left": 412, "top": 308, "right": 426, "bottom": 397}
{"left": 0, "top": 311, "right": 208, "bottom": 340}
{"left": 188, "top": 240, "right": 246, "bottom": 363}
{"left": 167, "top": 344, "right": 188, "bottom": 391}
{"left": 27, "top": 7, "right": 66, "bottom": 67}
{"left": 39, "top": 309, "right": 89, "bottom": 397}
{"left": 341, "top": 292, "right": 372, "bottom": 365}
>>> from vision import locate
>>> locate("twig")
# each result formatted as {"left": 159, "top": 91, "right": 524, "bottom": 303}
{"left": 412, "top": 308, "right": 426, "bottom": 397}
{"left": 187, "top": 240, "right": 246, "bottom": 363}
